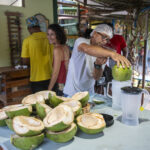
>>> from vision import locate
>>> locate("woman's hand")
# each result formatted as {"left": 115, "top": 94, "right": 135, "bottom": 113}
{"left": 110, "top": 52, "right": 131, "bottom": 68}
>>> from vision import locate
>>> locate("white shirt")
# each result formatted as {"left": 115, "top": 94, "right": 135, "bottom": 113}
{"left": 63, "top": 38, "right": 97, "bottom": 97}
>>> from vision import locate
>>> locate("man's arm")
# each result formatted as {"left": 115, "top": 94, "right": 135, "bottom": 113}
{"left": 93, "top": 57, "right": 107, "bottom": 80}
{"left": 78, "top": 43, "right": 131, "bottom": 67}
{"left": 21, "top": 39, "right": 30, "bottom": 66}
{"left": 93, "top": 67, "right": 103, "bottom": 81}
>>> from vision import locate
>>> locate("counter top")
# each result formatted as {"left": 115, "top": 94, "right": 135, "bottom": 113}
{"left": 0, "top": 66, "right": 29, "bottom": 74}
{"left": 0, "top": 96, "right": 150, "bottom": 150}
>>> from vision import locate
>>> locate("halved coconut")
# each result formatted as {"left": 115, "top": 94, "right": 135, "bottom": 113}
{"left": 60, "top": 100, "right": 82, "bottom": 116}
{"left": 11, "top": 133, "right": 44, "bottom": 150}
{"left": 5, "top": 104, "right": 32, "bottom": 119}
{"left": 71, "top": 91, "right": 89, "bottom": 107}
{"left": 0, "top": 109, "right": 8, "bottom": 126}
{"left": 35, "top": 90, "right": 51, "bottom": 100}
{"left": 50, "top": 95, "right": 72, "bottom": 107}
{"left": 46, "top": 122, "right": 77, "bottom": 143}
{"left": 5, "top": 118, "right": 13, "bottom": 131}
{"left": 13, "top": 116, "right": 45, "bottom": 136}
{"left": 22, "top": 94, "right": 45, "bottom": 106}
{"left": 77, "top": 113, "right": 106, "bottom": 134}
{"left": 49, "top": 90, "right": 56, "bottom": 98}
{"left": 35, "top": 90, "right": 52, "bottom": 104}
{"left": 36, "top": 102, "right": 52, "bottom": 119}
{"left": 43, "top": 104, "right": 74, "bottom": 132}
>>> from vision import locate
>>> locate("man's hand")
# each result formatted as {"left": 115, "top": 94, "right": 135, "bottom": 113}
{"left": 110, "top": 52, "right": 131, "bottom": 68}
{"left": 95, "top": 57, "right": 107, "bottom": 65}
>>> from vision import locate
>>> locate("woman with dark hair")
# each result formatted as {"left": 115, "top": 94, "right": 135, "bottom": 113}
{"left": 47, "top": 24, "right": 70, "bottom": 95}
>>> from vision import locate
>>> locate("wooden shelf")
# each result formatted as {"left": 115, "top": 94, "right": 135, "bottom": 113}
{"left": 57, "top": 2, "right": 78, "bottom": 7}
{"left": 5, "top": 11, "right": 22, "bottom": 66}
{"left": 58, "top": 14, "right": 78, "bottom": 18}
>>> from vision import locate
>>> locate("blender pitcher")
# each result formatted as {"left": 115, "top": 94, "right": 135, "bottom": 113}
{"left": 107, "top": 80, "right": 131, "bottom": 110}
{"left": 121, "top": 86, "right": 150, "bottom": 126}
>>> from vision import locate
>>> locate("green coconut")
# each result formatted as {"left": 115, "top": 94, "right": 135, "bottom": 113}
{"left": 48, "top": 91, "right": 56, "bottom": 107}
{"left": 60, "top": 99, "right": 82, "bottom": 116}
{"left": 22, "top": 94, "right": 45, "bottom": 107}
{"left": 5, "top": 118, "right": 13, "bottom": 131}
{"left": 0, "top": 109, "right": 8, "bottom": 126}
{"left": 5, "top": 104, "right": 32, "bottom": 119}
{"left": 0, "top": 119, "right": 7, "bottom": 126}
{"left": 11, "top": 133, "right": 44, "bottom": 150}
{"left": 50, "top": 95, "right": 72, "bottom": 107}
{"left": 36, "top": 102, "right": 52, "bottom": 119}
{"left": 49, "top": 91, "right": 56, "bottom": 99}
{"left": 43, "top": 104, "right": 74, "bottom": 132}
{"left": 77, "top": 113, "right": 106, "bottom": 134}
{"left": 46, "top": 122, "right": 77, "bottom": 143}
{"left": 112, "top": 64, "right": 132, "bottom": 81}
{"left": 71, "top": 91, "right": 89, "bottom": 107}
{"left": 13, "top": 116, "right": 45, "bottom": 136}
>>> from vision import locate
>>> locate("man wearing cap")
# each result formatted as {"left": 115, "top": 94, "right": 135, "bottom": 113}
{"left": 63, "top": 24, "right": 130, "bottom": 97}
{"left": 21, "top": 16, "right": 53, "bottom": 93}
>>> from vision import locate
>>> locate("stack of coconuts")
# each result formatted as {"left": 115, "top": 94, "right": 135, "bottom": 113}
{"left": 0, "top": 91, "right": 106, "bottom": 150}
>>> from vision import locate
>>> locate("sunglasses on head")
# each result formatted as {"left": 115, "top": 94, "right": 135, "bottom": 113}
{"left": 97, "top": 32, "right": 110, "bottom": 42}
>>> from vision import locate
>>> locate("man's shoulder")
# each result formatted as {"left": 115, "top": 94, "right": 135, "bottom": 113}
{"left": 23, "top": 34, "right": 33, "bottom": 41}
{"left": 76, "top": 37, "right": 89, "bottom": 42}
{"left": 75, "top": 37, "right": 90, "bottom": 46}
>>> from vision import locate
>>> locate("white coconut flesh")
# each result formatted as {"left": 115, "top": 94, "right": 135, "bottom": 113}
{"left": 22, "top": 94, "right": 45, "bottom": 105}
{"left": 39, "top": 103, "right": 52, "bottom": 114}
{"left": 1, "top": 104, "right": 28, "bottom": 119}
{"left": 3, "top": 104, "right": 23, "bottom": 110}
{"left": 72, "top": 91, "right": 88, "bottom": 101}
{"left": 35, "top": 90, "right": 53, "bottom": 100}
{"left": 55, "top": 96, "right": 72, "bottom": 101}
{"left": 47, "top": 122, "right": 76, "bottom": 135}
{"left": 61, "top": 100, "right": 81, "bottom": 113}
{"left": 43, "top": 105, "right": 74, "bottom": 127}
{"left": 77, "top": 113, "right": 105, "bottom": 129}
{"left": 13, "top": 116, "right": 44, "bottom": 134}
{"left": 6, "top": 105, "right": 32, "bottom": 113}
{"left": 0, "top": 109, "right": 8, "bottom": 120}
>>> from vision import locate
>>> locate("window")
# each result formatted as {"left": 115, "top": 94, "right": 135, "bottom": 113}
{"left": 0, "top": 0, "right": 24, "bottom": 7}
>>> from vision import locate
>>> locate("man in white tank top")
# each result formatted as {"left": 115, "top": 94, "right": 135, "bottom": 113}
{"left": 63, "top": 24, "right": 131, "bottom": 97}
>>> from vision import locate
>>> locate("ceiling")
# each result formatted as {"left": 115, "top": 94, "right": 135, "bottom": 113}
{"left": 76, "top": 0, "right": 150, "bottom": 21}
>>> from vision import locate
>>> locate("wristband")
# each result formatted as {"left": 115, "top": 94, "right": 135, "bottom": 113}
{"left": 94, "top": 62, "right": 102, "bottom": 69}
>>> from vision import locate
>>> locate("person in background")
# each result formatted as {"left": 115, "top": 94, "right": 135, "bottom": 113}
{"left": 83, "top": 28, "right": 93, "bottom": 39}
{"left": 77, "top": 19, "right": 93, "bottom": 39}
{"left": 106, "top": 23, "right": 127, "bottom": 57}
{"left": 63, "top": 24, "right": 131, "bottom": 97}
{"left": 109, "top": 34, "right": 127, "bottom": 57}
{"left": 21, "top": 16, "right": 53, "bottom": 93}
{"left": 102, "top": 23, "right": 127, "bottom": 84}
{"left": 47, "top": 24, "right": 70, "bottom": 96}
{"left": 77, "top": 19, "right": 88, "bottom": 36}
